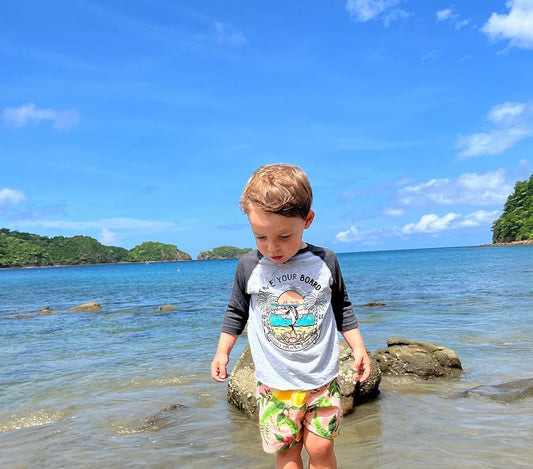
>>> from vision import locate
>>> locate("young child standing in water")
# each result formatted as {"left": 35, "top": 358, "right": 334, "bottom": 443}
{"left": 211, "top": 164, "right": 371, "bottom": 469}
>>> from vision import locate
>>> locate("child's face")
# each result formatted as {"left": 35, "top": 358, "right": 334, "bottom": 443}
{"left": 247, "top": 209, "right": 314, "bottom": 264}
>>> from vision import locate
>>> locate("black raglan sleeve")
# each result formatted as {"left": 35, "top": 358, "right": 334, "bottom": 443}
{"left": 220, "top": 252, "right": 256, "bottom": 335}
{"left": 325, "top": 249, "right": 359, "bottom": 331}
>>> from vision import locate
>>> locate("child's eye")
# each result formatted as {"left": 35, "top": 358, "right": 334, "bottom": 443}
{"left": 280, "top": 235, "right": 291, "bottom": 239}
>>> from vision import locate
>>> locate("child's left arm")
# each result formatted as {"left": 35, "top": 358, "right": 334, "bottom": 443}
{"left": 341, "top": 328, "right": 371, "bottom": 383}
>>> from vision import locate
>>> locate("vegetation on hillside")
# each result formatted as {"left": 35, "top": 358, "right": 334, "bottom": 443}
{"left": 492, "top": 175, "right": 533, "bottom": 243}
{"left": 0, "top": 229, "right": 190, "bottom": 268}
{"left": 129, "top": 241, "right": 191, "bottom": 262}
{"left": 197, "top": 245, "right": 253, "bottom": 260}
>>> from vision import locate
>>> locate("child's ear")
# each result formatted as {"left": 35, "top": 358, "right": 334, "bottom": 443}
{"left": 304, "top": 210, "right": 315, "bottom": 229}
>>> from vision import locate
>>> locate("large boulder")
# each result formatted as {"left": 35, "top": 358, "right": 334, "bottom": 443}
{"left": 227, "top": 346, "right": 257, "bottom": 419}
{"left": 373, "top": 337, "right": 463, "bottom": 379}
{"left": 227, "top": 341, "right": 381, "bottom": 419}
{"left": 338, "top": 341, "right": 381, "bottom": 415}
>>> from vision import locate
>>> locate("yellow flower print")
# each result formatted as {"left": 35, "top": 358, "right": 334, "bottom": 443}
{"left": 273, "top": 389, "right": 307, "bottom": 407}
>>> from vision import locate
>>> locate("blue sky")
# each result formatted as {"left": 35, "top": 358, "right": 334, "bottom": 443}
{"left": 1, "top": 0, "right": 533, "bottom": 258}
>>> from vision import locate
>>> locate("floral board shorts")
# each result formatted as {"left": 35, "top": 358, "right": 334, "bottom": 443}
{"left": 256, "top": 378, "right": 341, "bottom": 454}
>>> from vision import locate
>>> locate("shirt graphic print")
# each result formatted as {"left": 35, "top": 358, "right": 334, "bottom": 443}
{"left": 258, "top": 283, "right": 328, "bottom": 352}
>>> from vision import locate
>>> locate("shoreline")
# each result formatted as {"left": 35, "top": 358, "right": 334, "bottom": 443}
{"left": 3, "top": 241, "right": 533, "bottom": 270}
{"left": 474, "top": 239, "right": 533, "bottom": 248}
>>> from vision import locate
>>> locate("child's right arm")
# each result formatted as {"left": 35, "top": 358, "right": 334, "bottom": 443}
{"left": 211, "top": 332, "right": 239, "bottom": 382}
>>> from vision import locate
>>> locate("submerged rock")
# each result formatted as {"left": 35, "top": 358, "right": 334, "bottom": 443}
{"left": 71, "top": 301, "right": 102, "bottom": 312}
{"left": 134, "top": 404, "right": 186, "bottom": 433}
{"left": 374, "top": 337, "right": 463, "bottom": 379}
{"left": 39, "top": 306, "right": 58, "bottom": 315}
{"left": 227, "top": 342, "right": 381, "bottom": 419}
{"left": 156, "top": 304, "right": 178, "bottom": 311}
{"left": 462, "top": 378, "right": 533, "bottom": 403}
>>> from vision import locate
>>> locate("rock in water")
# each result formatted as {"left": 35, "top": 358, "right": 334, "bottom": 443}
{"left": 227, "top": 346, "right": 257, "bottom": 419}
{"left": 71, "top": 301, "right": 102, "bottom": 312}
{"left": 462, "top": 378, "right": 533, "bottom": 403}
{"left": 135, "top": 404, "right": 186, "bottom": 433}
{"left": 227, "top": 342, "right": 381, "bottom": 419}
{"left": 373, "top": 337, "right": 463, "bottom": 379}
{"left": 338, "top": 341, "right": 381, "bottom": 415}
{"left": 156, "top": 304, "right": 178, "bottom": 311}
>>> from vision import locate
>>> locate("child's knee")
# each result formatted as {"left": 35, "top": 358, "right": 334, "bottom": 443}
{"left": 303, "top": 430, "right": 335, "bottom": 460}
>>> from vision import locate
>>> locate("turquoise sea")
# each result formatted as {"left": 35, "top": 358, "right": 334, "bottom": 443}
{"left": 1, "top": 246, "right": 532, "bottom": 468}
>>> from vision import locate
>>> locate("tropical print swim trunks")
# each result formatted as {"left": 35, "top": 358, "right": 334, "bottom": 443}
{"left": 257, "top": 378, "right": 341, "bottom": 454}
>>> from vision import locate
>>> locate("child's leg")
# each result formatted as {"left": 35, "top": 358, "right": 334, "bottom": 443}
{"left": 275, "top": 439, "right": 304, "bottom": 469}
{"left": 302, "top": 378, "right": 341, "bottom": 469}
{"left": 303, "top": 429, "right": 337, "bottom": 469}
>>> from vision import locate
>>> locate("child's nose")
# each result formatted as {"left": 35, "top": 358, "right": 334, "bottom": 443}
{"left": 266, "top": 240, "right": 279, "bottom": 253}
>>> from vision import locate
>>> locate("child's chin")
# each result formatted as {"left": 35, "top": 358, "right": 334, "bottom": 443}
{"left": 270, "top": 256, "right": 285, "bottom": 263}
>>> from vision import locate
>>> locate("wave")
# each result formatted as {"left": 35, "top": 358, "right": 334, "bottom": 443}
{"left": 0, "top": 408, "right": 67, "bottom": 433}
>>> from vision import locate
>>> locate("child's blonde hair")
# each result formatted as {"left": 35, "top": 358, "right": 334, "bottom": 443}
{"left": 239, "top": 164, "right": 313, "bottom": 219}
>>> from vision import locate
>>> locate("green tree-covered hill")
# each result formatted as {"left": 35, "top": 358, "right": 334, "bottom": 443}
{"left": 0, "top": 229, "right": 191, "bottom": 268}
{"left": 492, "top": 175, "right": 533, "bottom": 243}
{"left": 197, "top": 245, "right": 253, "bottom": 260}
{"left": 129, "top": 241, "right": 190, "bottom": 262}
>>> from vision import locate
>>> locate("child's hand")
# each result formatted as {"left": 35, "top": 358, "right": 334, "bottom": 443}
{"left": 352, "top": 347, "right": 371, "bottom": 383}
{"left": 211, "top": 352, "right": 230, "bottom": 382}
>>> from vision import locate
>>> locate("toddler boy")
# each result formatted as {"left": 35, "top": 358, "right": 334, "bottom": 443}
{"left": 211, "top": 164, "right": 371, "bottom": 469}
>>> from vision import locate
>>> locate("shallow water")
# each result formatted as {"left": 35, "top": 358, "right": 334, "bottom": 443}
{"left": 1, "top": 246, "right": 532, "bottom": 468}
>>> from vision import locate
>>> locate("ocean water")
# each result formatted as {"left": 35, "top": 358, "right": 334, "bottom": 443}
{"left": 1, "top": 246, "right": 532, "bottom": 468}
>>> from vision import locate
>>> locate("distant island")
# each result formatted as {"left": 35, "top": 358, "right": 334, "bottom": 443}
{"left": 0, "top": 228, "right": 251, "bottom": 268}
{"left": 2, "top": 174, "right": 531, "bottom": 268}
{"left": 197, "top": 245, "right": 253, "bottom": 260}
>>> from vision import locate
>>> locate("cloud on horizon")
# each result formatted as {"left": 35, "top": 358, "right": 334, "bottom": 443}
{"left": 335, "top": 167, "right": 516, "bottom": 244}
{"left": 14, "top": 217, "right": 176, "bottom": 232}
{"left": 396, "top": 169, "right": 513, "bottom": 207}
{"left": 336, "top": 209, "right": 500, "bottom": 243}
{"left": 400, "top": 210, "right": 500, "bottom": 235}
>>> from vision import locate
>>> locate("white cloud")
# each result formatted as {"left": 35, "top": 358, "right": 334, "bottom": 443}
{"left": 214, "top": 22, "right": 246, "bottom": 46}
{"left": 345, "top": 0, "right": 409, "bottom": 25}
{"left": 482, "top": 0, "right": 533, "bottom": 50}
{"left": 0, "top": 188, "right": 27, "bottom": 206}
{"left": 397, "top": 169, "right": 513, "bottom": 207}
{"left": 383, "top": 207, "right": 404, "bottom": 216}
{"left": 15, "top": 218, "right": 175, "bottom": 232}
{"left": 401, "top": 210, "right": 500, "bottom": 235}
{"left": 99, "top": 228, "right": 118, "bottom": 246}
{"left": 336, "top": 226, "right": 361, "bottom": 242}
{"left": 457, "top": 101, "right": 533, "bottom": 157}
{"left": 488, "top": 101, "right": 526, "bottom": 122}
{"left": 436, "top": 8, "right": 453, "bottom": 21}
{"left": 3, "top": 103, "right": 81, "bottom": 130}
{"left": 336, "top": 209, "right": 499, "bottom": 243}
{"left": 454, "top": 210, "right": 501, "bottom": 228}
{"left": 436, "top": 7, "right": 470, "bottom": 29}
{"left": 401, "top": 213, "right": 459, "bottom": 234}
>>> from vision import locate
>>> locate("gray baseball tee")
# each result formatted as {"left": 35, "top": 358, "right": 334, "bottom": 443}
{"left": 221, "top": 244, "right": 359, "bottom": 390}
